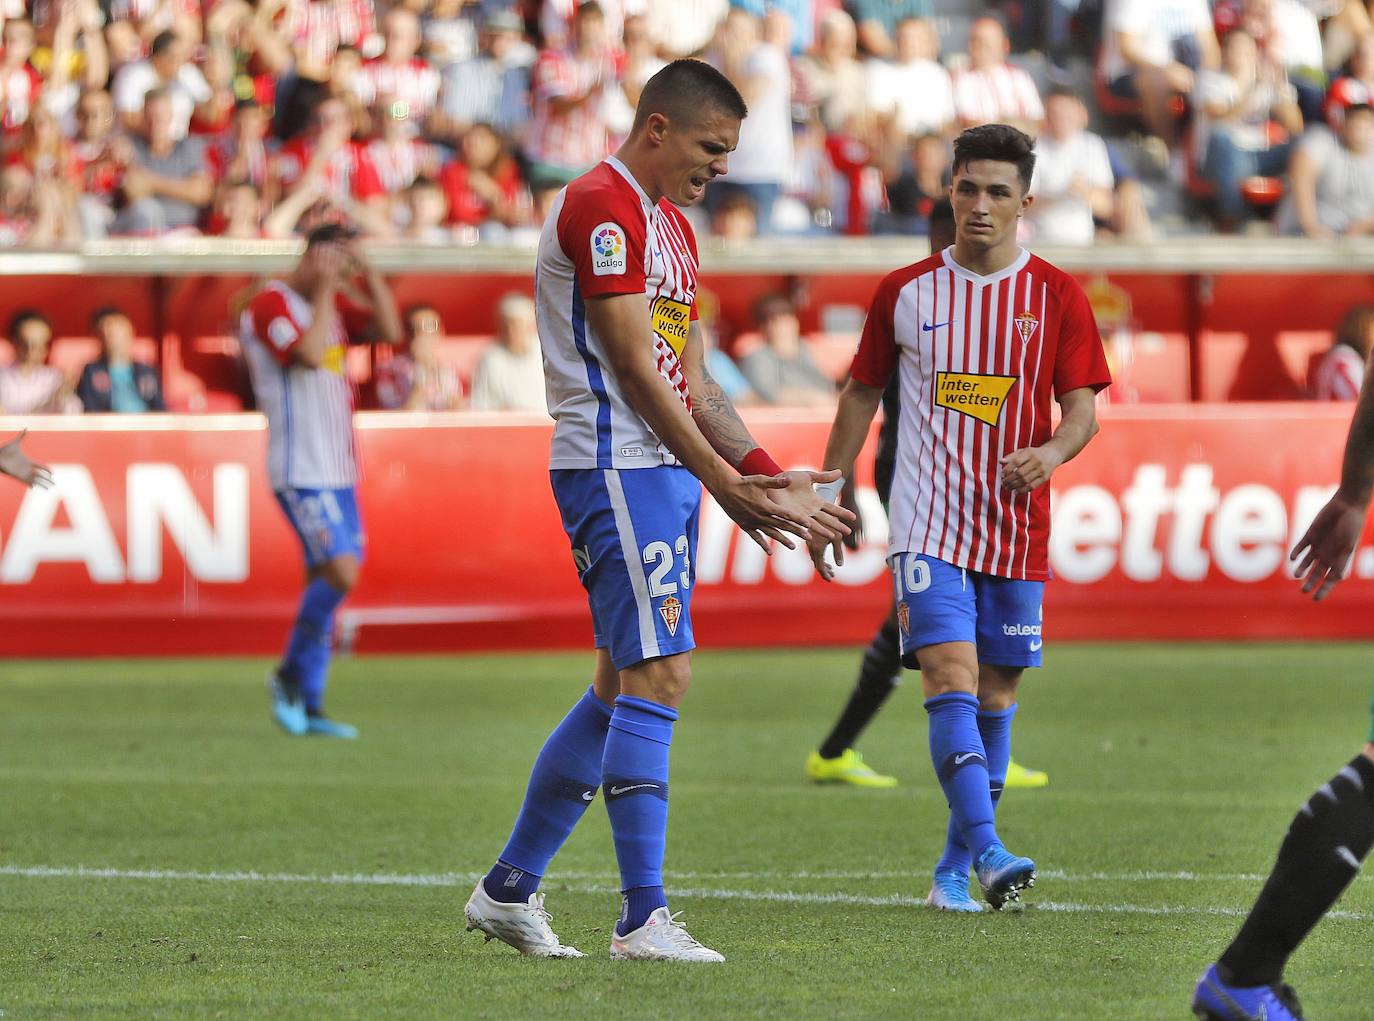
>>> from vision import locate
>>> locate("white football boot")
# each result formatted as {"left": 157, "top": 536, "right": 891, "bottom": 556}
{"left": 609, "top": 907, "right": 725, "bottom": 963}
{"left": 463, "top": 880, "right": 584, "bottom": 958}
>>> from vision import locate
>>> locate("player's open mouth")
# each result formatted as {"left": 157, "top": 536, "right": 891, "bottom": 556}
{"left": 688, "top": 176, "right": 708, "bottom": 194}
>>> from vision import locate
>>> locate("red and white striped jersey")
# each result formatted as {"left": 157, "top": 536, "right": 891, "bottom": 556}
{"left": 536, "top": 157, "right": 700, "bottom": 470}
{"left": 241, "top": 281, "right": 372, "bottom": 490}
{"left": 282, "top": 0, "right": 374, "bottom": 70}
{"left": 1310, "top": 344, "right": 1364, "bottom": 401}
{"left": 951, "top": 64, "right": 1045, "bottom": 127}
{"left": 851, "top": 247, "right": 1110, "bottom": 581}
{"left": 353, "top": 57, "right": 441, "bottom": 121}
{"left": 271, "top": 138, "right": 384, "bottom": 203}
{"left": 524, "top": 46, "right": 621, "bottom": 172}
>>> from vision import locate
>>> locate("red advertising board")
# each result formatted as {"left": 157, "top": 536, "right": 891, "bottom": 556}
{"left": 0, "top": 405, "right": 1366, "bottom": 658}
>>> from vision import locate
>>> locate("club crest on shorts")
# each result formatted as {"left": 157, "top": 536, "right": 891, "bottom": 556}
{"left": 659, "top": 595, "right": 682, "bottom": 636}
{"left": 897, "top": 601, "right": 910, "bottom": 637}
{"left": 1014, "top": 310, "right": 1039, "bottom": 344}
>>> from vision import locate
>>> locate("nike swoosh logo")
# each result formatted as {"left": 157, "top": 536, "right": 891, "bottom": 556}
{"left": 954, "top": 752, "right": 979, "bottom": 765}
{"left": 1029, "top": 639, "right": 1042, "bottom": 652}
{"left": 609, "top": 783, "right": 660, "bottom": 796}
{"left": 581, "top": 791, "right": 595, "bottom": 802}
{"left": 607, "top": 786, "right": 659, "bottom": 802}
{"left": 922, "top": 320, "right": 955, "bottom": 332}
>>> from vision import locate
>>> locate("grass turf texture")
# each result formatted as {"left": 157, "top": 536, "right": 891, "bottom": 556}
{"left": 2, "top": 644, "right": 1372, "bottom": 1020}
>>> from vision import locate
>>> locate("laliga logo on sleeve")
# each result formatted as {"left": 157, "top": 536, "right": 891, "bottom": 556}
{"left": 591, "top": 222, "right": 627, "bottom": 276}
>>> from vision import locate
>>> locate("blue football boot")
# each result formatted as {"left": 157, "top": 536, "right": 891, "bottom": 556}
{"left": 268, "top": 670, "right": 307, "bottom": 736}
{"left": 1192, "top": 964, "right": 1304, "bottom": 1020}
{"left": 306, "top": 713, "right": 359, "bottom": 739}
{"left": 974, "top": 844, "right": 1036, "bottom": 910}
{"left": 926, "top": 867, "right": 984, "bottom": 912}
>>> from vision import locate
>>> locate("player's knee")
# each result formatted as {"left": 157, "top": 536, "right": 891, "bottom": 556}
{"left": 921, "top": 662, "right": 977, "bottom": 697}
{"left": 320, "top": 555, "right": 360, "bottom": 593}
{"left": 977, "top": 667, "right": 1022, "bottom": 709}
{"left": 621, "top": 652, "right": 692, "bottom": 708}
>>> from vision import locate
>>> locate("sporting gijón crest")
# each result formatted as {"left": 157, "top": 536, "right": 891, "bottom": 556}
{"left": 659, "top": 595, "right": 682, "bottom": 636}
{"left": 1014, "top": 310, "right": 1039, "bottom": 344}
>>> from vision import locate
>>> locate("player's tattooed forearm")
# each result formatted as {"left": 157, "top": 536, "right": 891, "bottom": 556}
{"left": 692, "top": 375, "right": 756, "bottom": 467}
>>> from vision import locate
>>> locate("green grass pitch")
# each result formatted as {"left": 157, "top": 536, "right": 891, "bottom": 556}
{"left": 2, "top": 643, "right": 1372, "bottom": 1019}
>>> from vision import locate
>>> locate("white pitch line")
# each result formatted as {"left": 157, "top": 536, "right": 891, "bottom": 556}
{"left": 3, "top": 865, "right": 1372, "bottom": 922}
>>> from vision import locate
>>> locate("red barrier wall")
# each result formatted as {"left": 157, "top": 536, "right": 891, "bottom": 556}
{"left": 0, "top": 405, "right": 1367, "bottom": 657}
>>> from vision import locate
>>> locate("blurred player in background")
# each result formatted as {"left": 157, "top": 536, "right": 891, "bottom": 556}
{"left": 0, "top": 430, "right": 51, "bottom": 488}
{"left": 805, "top": 199, "right": 1050, "bottom": 793}
{"left": 464, "top": 58, "right": 853, "bottom": 962}
{"left": 809, "top": 125, "right": 1110, "bottom": 913}
{"left": 240, "top": 224, "right": 402, "bottom": 739}
{"left": 1193, "top": 349, "right": 1374, "bottom": 1020}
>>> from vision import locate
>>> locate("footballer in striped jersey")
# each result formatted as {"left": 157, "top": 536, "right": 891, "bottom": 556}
{"left": 811, "top": 124, "right": 1111, "bottom": 913}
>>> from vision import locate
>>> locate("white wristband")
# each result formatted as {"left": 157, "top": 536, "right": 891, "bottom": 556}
{"left": 814, "top": 477, "right": 846, "bottom": 504}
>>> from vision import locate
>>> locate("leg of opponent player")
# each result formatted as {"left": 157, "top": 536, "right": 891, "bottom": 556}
{"left": 269, "top": 487, "right": 363, "bottom": 739}
{"left": 894, "top": 553, "right": 1037, "bottom": 912}
{"left": 466, "top": 466, "right": 722, "bottom": 961}
{"left": 1193, "top": 738, "right": 1374, "bottom": 1020}
{"left": 1195, "top": 372, "right": 1374, "bottom": 1018}
{"left": 806, "top": 608, "right": 902, "bottom": 787}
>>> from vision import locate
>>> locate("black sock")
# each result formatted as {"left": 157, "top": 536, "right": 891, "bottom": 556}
{"left": 1218, "top": 754, "right": 1374, "bottom": 987}
{"left": 818, "top": 615, "right": 902, "bottom": 759}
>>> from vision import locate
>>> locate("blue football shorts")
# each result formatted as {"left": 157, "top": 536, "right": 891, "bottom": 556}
{"left": 551, "top": 466, "right": 701, "bottom": 671}
{"left": 275, "top": 487, "right": 366, "bottom": 569}
{"left": 890, "top": 552, "right": 1044, "bottom": 670}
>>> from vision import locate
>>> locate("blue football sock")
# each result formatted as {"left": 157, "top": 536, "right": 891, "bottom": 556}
{"left": 936, "top": 703, "right": 1017, "bottom": 874}
{"left": 280, "top": 576, "right": 348, "bottom": 713}
{"left": 620, "top": 885, "right": 668, "bottom": 934}
{"left": 925, "top": 692, "right": 999, "bottom": 861}
{"left": 484, "top": 686, "right": 613, "bottom": 904}
{"left": 603, "top": 695, "right": 676, "bottom": 936}
{"left": 484, "top": 860, "right": 540, "bottom": 904}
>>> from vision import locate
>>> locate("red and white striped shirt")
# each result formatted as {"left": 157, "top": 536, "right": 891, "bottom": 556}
{"left": 362, "top": 136, "right": 434, "bottom": 195}
{"left": 537, "top": 157, "right": 700, "bottom": 469}
{"left": 1310, "top": 345, "right": 1364, "bottom": 401}
{"left": 272, "top": 138, "right": 384, "bottom": 203}
{"left": 524, "top": 46, "right": 621, "bottom": 172}
{"left": 353, "top": 57, "right": 441, "bottom": 121}
{"left": 951, "top": 64, "right": 1045, "bottom": 127}
{"left": 241, "top": 281, "right": 372, "bottom": 489}
{"left": 282, "top": 0, "right": 375, "bottom": 71}
{"left": 851, "top": 248, "right": 1110, "bottom": 580}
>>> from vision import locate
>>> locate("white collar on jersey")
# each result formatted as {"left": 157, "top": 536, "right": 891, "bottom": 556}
{"left": 940, "top": 246, "right": 1031, "bottom": 285}
{"left": 605, "top": 155, "right": 654, "bottom": 208}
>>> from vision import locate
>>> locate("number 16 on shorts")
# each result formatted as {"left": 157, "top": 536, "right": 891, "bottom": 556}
{"left": 889, "top": 551, "right": 1046, "bottom": 669}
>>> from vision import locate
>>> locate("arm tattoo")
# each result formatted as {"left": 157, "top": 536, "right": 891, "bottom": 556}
{"left": 692, "top": 367, "right": 758, "bottom": 469}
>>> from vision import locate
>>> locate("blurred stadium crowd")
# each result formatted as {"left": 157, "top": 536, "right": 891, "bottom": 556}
{"left": 1, "top": 0, "right": 1374, "bottom": 413}
{"left": 0, "top": 0, "right": 1372, "bottom": 247}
